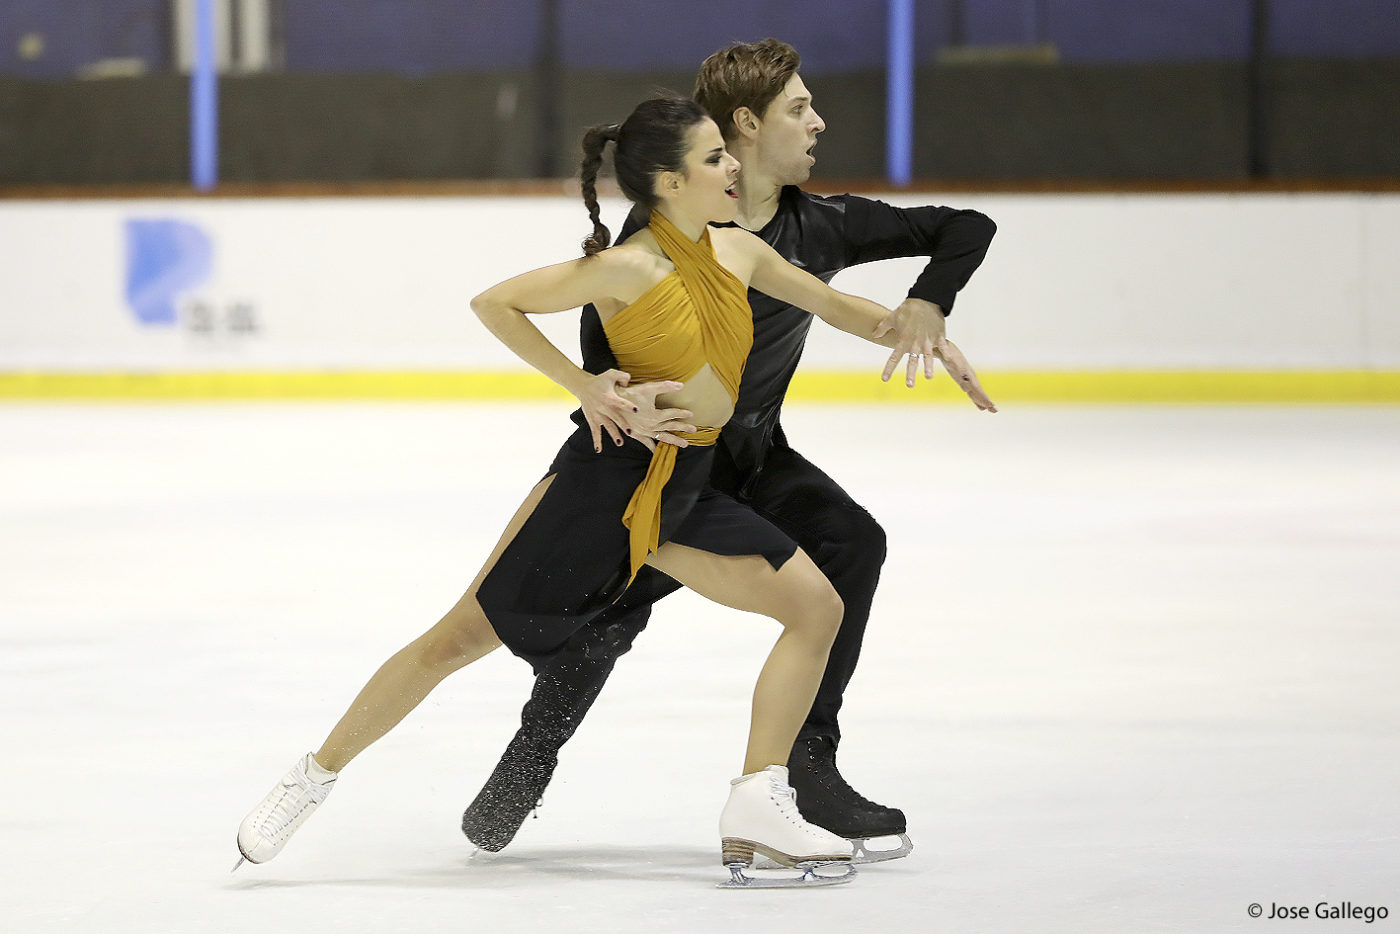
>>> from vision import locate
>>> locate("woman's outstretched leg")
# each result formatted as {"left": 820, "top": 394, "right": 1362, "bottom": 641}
{"left": 312, "top": 589, "right": 502, "bottom": 772}
{"left": 235, "top": 476, "right": 554, "bottom": 867}
{"left": 645, "top": 543, "right": 852, "bottom": 869}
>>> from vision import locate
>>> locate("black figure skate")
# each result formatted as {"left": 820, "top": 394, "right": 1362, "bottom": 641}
{"left": 786, "top": 736, "right": 913, "bottom": 864}
{"left": 461, "top": 733, "right": 558, "bottom": 852}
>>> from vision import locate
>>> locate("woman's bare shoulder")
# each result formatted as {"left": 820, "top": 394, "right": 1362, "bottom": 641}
{"left": 711, "top": 224, "right": 768, "bottom": 249}
{"left": 600, "top": 238, "right": 659, "bottom": 266}
{"left": 587, "top": 240, "right": 666, "bottom": 285}
{"left": 592, "top": 236, "right": 677, "bottom": 310}
{"left": 708, "top": 224, "right": 768, "bottom": 285}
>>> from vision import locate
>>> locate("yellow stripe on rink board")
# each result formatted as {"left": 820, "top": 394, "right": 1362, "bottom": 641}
{"left": 1, "top": 370, "right": 1399, "bottom": 403}
{"left": 787, "top": 369, "right": 1400, "bottom": 404}
{"left": 0, "top": 370, "right": 574, "bottom": 401}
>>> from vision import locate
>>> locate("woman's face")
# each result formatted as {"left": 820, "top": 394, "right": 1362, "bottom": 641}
{"left": 672, "top": 118, "right": 741, "bottom": 223}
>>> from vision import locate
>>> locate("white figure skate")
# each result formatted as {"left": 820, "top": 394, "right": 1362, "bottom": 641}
{"left": 233, "top": 753, "right": 336, "bottom": 870}
{"left": 717, "top": 765, "right": 856, "bottom": 889}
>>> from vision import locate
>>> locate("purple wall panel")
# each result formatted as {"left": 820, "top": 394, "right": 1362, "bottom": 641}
{"left": 6, "top": 0, "right": 1399, "bottom": 80}
{"left": 965, "top": 0, "right": 1045, "bottom": 46}
{"left": 1270, "top": 0, "right": 1400, "bottom": 57}
{"left": 555, "top": 0, "right": 887, "bottom": 73}
{"left": 282, "top": 0, "right": 543, "bottom": 72}
{"left": 0, "top": 0, "right": 169, "bottom": 77}
{"left": 1043, "top": 0, "right": 1253, "bottom": 63}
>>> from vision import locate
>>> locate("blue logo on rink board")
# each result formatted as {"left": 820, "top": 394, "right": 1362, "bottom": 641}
{"left": 124, "top": 219, "right": 213, "bottom": 326}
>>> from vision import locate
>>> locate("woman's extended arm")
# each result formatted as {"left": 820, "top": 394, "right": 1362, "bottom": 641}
{"left": 741, "top": 232, "right": 996, "bottom": 411}
{"left": 742, "top": 233, "right": 894, "bottom": 346}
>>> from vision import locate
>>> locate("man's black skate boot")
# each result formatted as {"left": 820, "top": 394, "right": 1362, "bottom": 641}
{"left": 460, "top": 625, "right": 637, "bottom": 852}
{"left": 461, "top": 733, "right": 558, "bottom": 852}
{"left": 787, "top": 735, "right": 913, "bottom": 863}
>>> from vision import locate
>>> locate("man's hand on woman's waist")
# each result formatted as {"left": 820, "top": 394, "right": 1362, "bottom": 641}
{"left": 576, "top": 369, "right": 697, "bottom": 453}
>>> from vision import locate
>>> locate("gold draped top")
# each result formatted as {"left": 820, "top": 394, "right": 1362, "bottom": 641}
{"left": 604, "top": 211, "right": 752, "bottom": 583}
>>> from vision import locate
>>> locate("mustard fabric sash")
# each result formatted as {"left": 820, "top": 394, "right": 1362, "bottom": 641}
{"left": 605, "top": 211, "right": 752, "bottom": 583}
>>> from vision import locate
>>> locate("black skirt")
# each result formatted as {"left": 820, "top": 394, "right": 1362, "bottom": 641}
{"left": 476, "top": 411, "right": 798, "bottom": 670}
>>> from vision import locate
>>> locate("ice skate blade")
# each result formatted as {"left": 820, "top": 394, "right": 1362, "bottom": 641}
{"left": 752, "top": 833, "right": 912, "bottom": 869}
{"left": 851, "top": 833, "right": 914, "bottom": 864}
{"left": 718, "top": 860, "right": 856, "bottom": 889}
{"left": 232, "top": 838, "right": 256, "bottom": 873}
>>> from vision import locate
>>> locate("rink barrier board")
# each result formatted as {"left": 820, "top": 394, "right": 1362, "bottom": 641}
{"left": 2, "top": 370, "right": 1398, "bottom": 403}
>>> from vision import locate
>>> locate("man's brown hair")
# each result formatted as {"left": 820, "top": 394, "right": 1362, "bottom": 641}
{"left": 694, "top": 38, "right": 802, "bottom": 141}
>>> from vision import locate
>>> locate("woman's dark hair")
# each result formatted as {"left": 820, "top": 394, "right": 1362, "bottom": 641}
{"left": 579, "top": 97, "right": 709, "bottom": 256}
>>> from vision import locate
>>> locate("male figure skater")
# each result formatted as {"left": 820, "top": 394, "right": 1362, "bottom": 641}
{"left": 462, "top": 38, "right": 997, "bottom": 862}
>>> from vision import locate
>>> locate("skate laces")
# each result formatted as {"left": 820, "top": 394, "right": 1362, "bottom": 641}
{"left": 807, "top": 741, "right": 885, "bottom": 810}
{"left": 766, "top": 774, "right": 806, "bottom": 826}
{"left": 258, "top": 769, "right": 331, "bottom": 840}
{"left": 832, "top": 774, "right": 880, "bottom": 810}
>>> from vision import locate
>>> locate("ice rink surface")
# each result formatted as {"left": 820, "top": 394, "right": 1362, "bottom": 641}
{"left": 2, "top": 401, "right": 1397, "bottom": 933}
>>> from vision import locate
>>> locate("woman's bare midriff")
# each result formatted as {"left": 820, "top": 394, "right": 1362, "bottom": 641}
{"left": 593, "top": 241, "right": 746, "bottom": 429}
{"left": 658, "top": 361, "right": 733, "bottom": 429}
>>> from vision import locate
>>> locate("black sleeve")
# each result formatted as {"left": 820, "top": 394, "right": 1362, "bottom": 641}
{"left": 579, "top": 303, "right": 617, "bottom": 376}
{"left": 840, "top": 195, "right": 996, "bottom": 315}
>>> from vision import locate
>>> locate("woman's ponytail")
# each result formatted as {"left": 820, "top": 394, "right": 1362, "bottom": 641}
{"left": 579, "top": 123, "right": 621, "bottom": 256}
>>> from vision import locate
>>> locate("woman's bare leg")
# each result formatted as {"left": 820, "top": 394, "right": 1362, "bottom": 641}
{"left": 645, "top": 544, "right": 842, "bottom": 775}
{"left": 312, "top": 476, "right": 556, "bottom": 771}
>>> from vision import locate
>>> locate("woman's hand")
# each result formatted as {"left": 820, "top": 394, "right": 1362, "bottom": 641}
{"left": 929, "top": 337, "right": 997, "bottom": 412}
{"left": 575, "top": 370, "right": 696, "bottom": 452}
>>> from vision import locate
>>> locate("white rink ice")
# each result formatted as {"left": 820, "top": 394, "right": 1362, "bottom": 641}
{"left": 2, "top": 401, "right": 1397, "bottom": 934}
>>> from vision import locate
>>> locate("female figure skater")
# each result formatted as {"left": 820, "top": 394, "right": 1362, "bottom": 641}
{"left": 235, "top": 98, "right": 980, "bottom": 880}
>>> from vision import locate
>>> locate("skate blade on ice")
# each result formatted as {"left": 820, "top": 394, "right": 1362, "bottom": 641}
{"left": 718, "top": 837, "right": 856, "bottom": 889}
{"left": 718, "top": 860, "right": 856, "bottom": 889}
{"left": 754, "top": 832, "right": 912, "bottom": 867}
{"left": 852, "top": 833, "right": 914, "bottom": 864}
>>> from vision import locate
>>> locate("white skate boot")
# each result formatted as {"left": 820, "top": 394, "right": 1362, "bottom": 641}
{"left": 717, "top": 765, "right": 856, "bottom": 889}
{"left": 234, "top": 754, "right": 337, "bottom": 870}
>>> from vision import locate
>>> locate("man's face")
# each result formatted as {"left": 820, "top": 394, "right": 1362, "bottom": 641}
{"left": 752, "top": 74, "right": 826, "bottom": 185}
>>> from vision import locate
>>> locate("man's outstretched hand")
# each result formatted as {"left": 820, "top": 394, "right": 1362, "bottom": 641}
{"left": 873, "top": 299, "right": 996, "bottom": 412}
